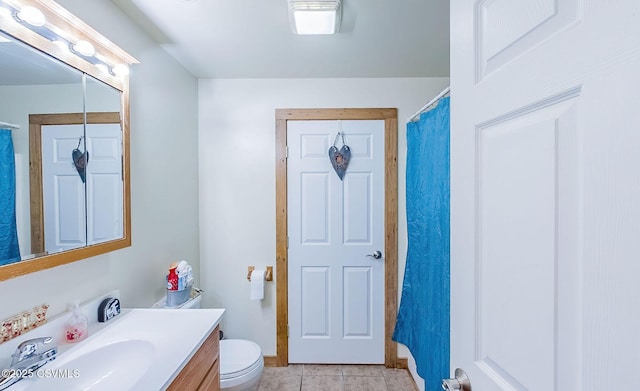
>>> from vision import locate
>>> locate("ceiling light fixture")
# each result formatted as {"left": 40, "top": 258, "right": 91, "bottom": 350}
{"left": 288, "top": 0, "right": 342, "bottom": 35}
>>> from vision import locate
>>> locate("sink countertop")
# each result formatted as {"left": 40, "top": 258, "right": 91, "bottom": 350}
{"left": 8, "top": 307, "right": 225, "bottom": 391}
{"left": 105, "top": 308, "right": 225, "bottom": 390}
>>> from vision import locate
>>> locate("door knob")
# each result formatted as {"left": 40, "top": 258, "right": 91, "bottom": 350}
{"left": 367, "top": 250, "right": 382, "bottom": 260}
{"left": 442, "top": 368, "right": 471, "bottom": 391}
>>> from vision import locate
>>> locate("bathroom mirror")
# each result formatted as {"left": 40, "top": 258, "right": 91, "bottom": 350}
{"left": 0, "top": 0, "right": 137, "bottom": 281}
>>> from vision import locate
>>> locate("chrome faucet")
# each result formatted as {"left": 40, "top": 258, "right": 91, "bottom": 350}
{"left": 0, "top": 337, "right": 57, "bottom": 390}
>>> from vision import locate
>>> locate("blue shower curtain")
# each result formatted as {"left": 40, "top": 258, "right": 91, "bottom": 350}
{"left": 393, "top": 97, "right": 450, "bottom": 390}
{"left": 0, "top": 129, "right": 21, "bottom": 265}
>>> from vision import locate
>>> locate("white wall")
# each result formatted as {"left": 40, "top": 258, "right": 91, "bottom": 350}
{"left": 199, "top": 77, "right": 449, "bottom": 390}
{"left": 0, "top": 0, "right": 200, "bottom": 323}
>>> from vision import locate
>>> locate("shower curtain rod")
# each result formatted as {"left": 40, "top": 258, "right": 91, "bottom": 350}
{"left": 0, "top": 121, "right": 20, "bottom": 130}
{"left": 407, "top": 86, "right": 450, "bottom": 123}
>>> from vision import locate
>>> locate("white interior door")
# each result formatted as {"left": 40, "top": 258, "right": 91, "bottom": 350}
{"left": 85, "top": 123, "right": 123, "bottom": 245}
{"left": 41, "top": 124, "right": 86, "bottom": 254}
{"left": 288, "top": 120, "right": 384, "bottom": 363}
{"left": 450, "top": 1, "right": 640, "bottom": 390}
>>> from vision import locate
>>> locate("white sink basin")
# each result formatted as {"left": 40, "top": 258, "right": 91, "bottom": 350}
{"left": 8, "top": 308, "right": 225, "bottom": 391}
{"left": 24, "top": 340, "right": 154, "bottom": 391}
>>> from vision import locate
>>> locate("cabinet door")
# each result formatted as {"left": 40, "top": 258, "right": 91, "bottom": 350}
{"left": 198, "top": 360, "right": 220, "bottom": 391}
{"left": 167, "top": 326, "right": 220, "bottom": 391}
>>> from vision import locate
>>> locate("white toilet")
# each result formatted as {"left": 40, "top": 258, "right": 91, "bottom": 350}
{"left": 156, "top": 292, "right": 264, "bottom": 391}
{"left": 219, "top": 339, "right": 263, "bottom": 391}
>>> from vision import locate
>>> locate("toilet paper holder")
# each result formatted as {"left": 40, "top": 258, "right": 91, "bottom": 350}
{"left": 247, "top": 266, "right": 273, "bottom": 282}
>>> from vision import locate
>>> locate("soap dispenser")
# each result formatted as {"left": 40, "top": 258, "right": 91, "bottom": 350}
{"left": 65, "top": 301, "right": 88, "bottom": 343}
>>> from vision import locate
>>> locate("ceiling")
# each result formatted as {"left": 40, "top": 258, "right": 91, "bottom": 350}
{"left": 112, "top": 0, "right": 450, "bottom": 79}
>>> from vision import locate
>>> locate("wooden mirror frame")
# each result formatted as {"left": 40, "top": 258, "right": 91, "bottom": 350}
{"left": 0, "top": 0, "right": 138, "bottom": 281}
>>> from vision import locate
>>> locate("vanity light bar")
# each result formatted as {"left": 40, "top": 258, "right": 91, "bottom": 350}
{"left": 0, "top": 0, "right": 130, "bottom": 78}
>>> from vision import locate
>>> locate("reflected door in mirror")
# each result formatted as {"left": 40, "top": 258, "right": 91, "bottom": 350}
{"left": 41, "top": 124, "right": 87, "bottom": 254}
{"left": 85, "top": 123, "right": 124, "bottom": 245}
{"left": 30, "top": 113, "right": 123, "bottom": 256}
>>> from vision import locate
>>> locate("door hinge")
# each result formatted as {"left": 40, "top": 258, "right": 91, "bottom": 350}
{"left": 285, "top": 146, "right": 289, "bottom": 159}
{"left": 287, "top": 325, "right": 289, "bottom": 338}
{"left": 287, "top": 236, "right": 289, "bottom": 248}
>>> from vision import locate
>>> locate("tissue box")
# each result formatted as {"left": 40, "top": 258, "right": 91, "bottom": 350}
{"left": 167, "top": 287, "right": 192, "bottom": 307}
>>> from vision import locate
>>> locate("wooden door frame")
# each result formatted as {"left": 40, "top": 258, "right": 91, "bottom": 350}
{"left": 275, "top": 108, "right": 399, "bottom": 368}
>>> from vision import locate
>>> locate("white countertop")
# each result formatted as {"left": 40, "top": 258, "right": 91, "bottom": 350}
{"left": 6, "top": 307, "right": 225, "bottom": 391}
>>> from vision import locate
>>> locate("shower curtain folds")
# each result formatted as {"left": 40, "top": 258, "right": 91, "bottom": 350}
{"left": 0, "top": 129, "right": 21, "bottom": 265}
{"left": 393, "top": 97, "right": 450, "bottom": 390}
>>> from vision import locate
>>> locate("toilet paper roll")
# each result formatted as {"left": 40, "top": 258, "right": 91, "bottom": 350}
{"left": 250, "top": 269, "right": 265, "bottom": 301}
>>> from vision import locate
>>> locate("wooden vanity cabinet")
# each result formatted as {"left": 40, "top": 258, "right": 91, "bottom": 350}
{"left": 167, "top": 325, "right": 220, "bottom": 391}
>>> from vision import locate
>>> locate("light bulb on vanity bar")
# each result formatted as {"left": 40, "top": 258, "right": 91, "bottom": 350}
{"left": 95, "top": 63, "right": 109, "bottom": 74}
{"left": 113, "top": 63, "right": 129, "bottom": 76}
{"left": 16, "top": 5, "right": 46, "bottom": 27}
{"left": 0, "top": 7, "right": 12, "bottom": 20}
{"left": 72, "top": 39, "right": 95, "bottom": 57}
{"left": 52, "top": 39, "right": 70, "bottom": 53}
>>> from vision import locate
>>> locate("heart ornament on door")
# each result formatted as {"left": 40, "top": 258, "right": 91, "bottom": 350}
{"left": 328, "top": 132, "right": 350, "bottom": 181}
{"left": 72, "top": 137, "right": 89, "bottom": 183}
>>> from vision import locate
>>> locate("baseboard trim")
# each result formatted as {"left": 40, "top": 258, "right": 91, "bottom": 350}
{"left": 264, "top": 355, "right": 278, "bottom": 367}
{"left": 396, "top": 357, "right": 409, "bottom": 369}
{"left": 263, "top": 355, "right": 409, "bottom": 370}
{"left": 397, "top": 357, "right": 421, "bottom": 391}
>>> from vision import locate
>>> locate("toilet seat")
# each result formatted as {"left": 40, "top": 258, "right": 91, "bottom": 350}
{"left": 220, "top": 339, "right": 263, "bottom": 388}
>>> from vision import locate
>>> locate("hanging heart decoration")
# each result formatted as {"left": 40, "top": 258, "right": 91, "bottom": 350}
{"left": 72, "top": 137, "right": 89, "bottom": 183}
{"left": 328, "top": 132, "right": 351, "bottom": 181}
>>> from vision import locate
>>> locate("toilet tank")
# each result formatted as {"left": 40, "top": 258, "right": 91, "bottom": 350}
{"left": 179, "top": 293, "right": 202, "bottom": 309}
{"left": 152, "top": 289, "right": 202, "bottom": 309}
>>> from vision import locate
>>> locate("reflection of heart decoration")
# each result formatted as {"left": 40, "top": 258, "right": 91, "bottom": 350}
{"left": 72, "top": 148, "right": 89, "bottom": 183}
{"left": 328, "top": 145, "right": 351, "bottom": 181}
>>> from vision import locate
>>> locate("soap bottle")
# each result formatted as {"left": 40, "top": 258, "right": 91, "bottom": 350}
{"left": 167, "top": 266, "right": 178, "bottom": 291}
{"left": 65, "top": 301, "right": 88, "bottom": 343}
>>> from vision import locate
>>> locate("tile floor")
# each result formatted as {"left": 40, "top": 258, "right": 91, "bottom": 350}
{"left": 251, "top": 364, "right": 418, "bottom": 391}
